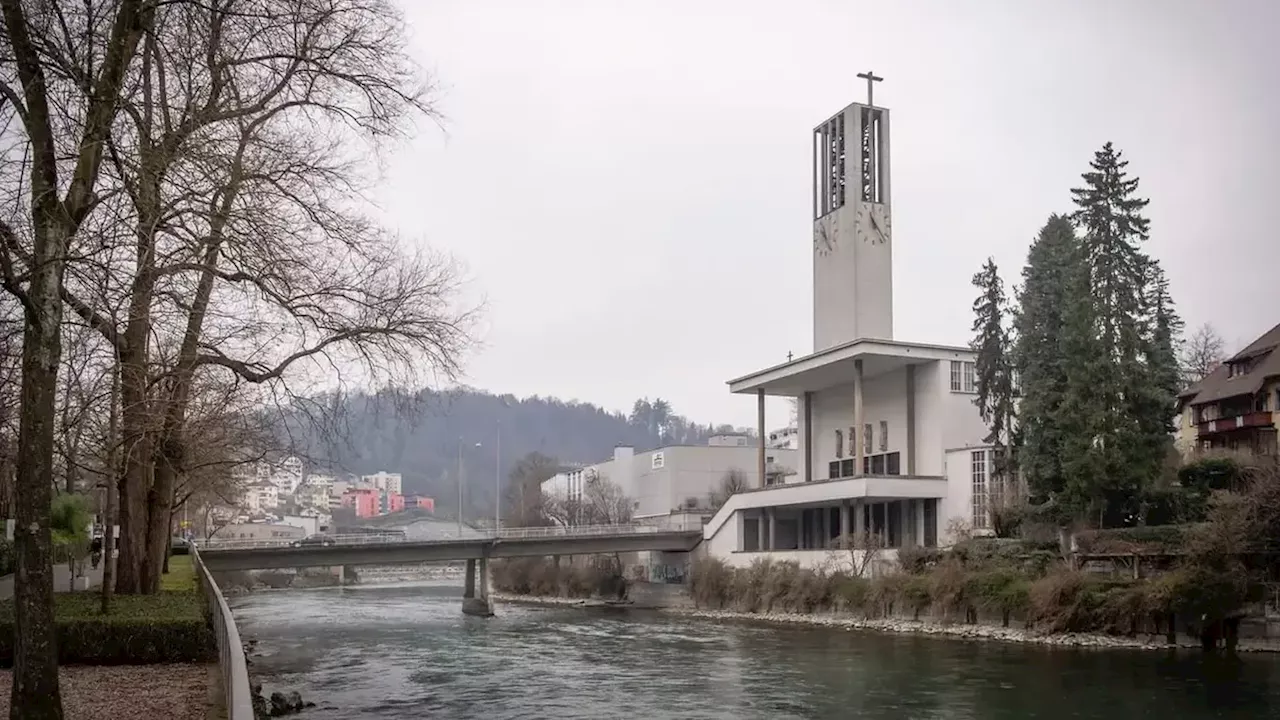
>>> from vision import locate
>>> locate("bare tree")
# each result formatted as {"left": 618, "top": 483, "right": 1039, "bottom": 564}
{"left": 709, "top": 468, "right": 750, "bottom": 510}
{"left": 581, "top": 471, "right": 635, "bottom": 525}
{"left": 0, "top": 1, "right": 154, "bottom": 714}
{"left": 19, "top": 0, "right": 475, "bottom": 594}
{"left": 504, "top": 451, "right": 558, "bottom": 527}
{"left": 1181, "top": 322, "right": 1227, "bottom": 386}
{"left": 544, "top": 471, "right": 635, "bottom": 527}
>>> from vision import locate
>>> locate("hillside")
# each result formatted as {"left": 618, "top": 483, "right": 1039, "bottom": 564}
{"left": 293, "top": 389, "right": 738, "bottom": 517}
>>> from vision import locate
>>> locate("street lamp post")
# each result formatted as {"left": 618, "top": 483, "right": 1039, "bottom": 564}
{"left": 456, "top": 439, "right": 463, "bottom": 538}
{"left": 458, "top": 439, "right": 481, "bottom": 538}
{"left": 495, "top": 421, "right": 501, "bottom": 533}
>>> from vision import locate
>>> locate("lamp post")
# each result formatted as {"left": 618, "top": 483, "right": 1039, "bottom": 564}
{"left": 458, "top": 439, "right": 481, "bottom": 538}
{"left": 456, "top": 439, "right": 463, "bottom": 538}
{"left": 494, "top": 421, "right": 501, "bottom": 534}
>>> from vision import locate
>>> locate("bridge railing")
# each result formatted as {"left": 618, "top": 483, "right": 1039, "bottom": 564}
{"left": 192, "top": 546, "right": 255, "bottom": 720}
{"left": 196, "top": 532, "right": 408, "bottom": 551}
{"left": 195, "top": 517, "right": 703, "bottom": 550}
{"left": 495, "top": 518, "right": 702, "bottom": 539}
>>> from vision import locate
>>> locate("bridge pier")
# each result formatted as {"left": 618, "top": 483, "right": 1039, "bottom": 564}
{"left": 462, "top": 555, "right": 494, "bottom": 617}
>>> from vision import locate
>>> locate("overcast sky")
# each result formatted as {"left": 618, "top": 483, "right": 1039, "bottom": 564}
{"left": 375, "top": 0, "right": 1280, "bottom": 429}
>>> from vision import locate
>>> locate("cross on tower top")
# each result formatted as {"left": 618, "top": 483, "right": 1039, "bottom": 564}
{"left": 857, "top": 71, "right": 884, "bottom": 107}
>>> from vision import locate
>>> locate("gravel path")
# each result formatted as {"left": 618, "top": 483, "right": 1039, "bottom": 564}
{"left": 0, "top": 664, "right": 211, "bottom": 719}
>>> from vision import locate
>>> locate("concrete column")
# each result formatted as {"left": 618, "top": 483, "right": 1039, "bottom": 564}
{"left": 797, "top": 509, "right": 806, "bottom": 550}
{"left": 757, "top": 389, "right": 767, "bottom": 487}
{"left": 840, "top": 500, "right": 851, "bottom": 549}
{"left": 463, "top": 555, "right": 495, "bottom": 617}
{"left": 899, "top": 501, "right": 910, "bottom": 549}
{"left": 802, "top": 391, "right": 814, "bottom": 483}
{"left": 767, "top": 507, "right": 776, "bottom": 551}
{"left": 463, "top": 558, "right": 477, "bottom": 598}
{"left": 853, "top": 500, "right": 865, "bottom": 537}
{"left": 905, "top": 365, "right": 917, "bottom": 475}
{"left": 915, "top": 501, "right": 926, "bottom": 547}
{"left": 756, "top": 510, "right": 766, "bottom": 551}
{"left": 820, "top": 508, "right": 829, "bottom": 548}
{"left": 853, "top": 359, "right": 865, "bottom": 476}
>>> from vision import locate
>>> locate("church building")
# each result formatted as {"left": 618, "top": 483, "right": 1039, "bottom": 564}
{"left": 701, "top": 80, "right": 997, "bottom": 569}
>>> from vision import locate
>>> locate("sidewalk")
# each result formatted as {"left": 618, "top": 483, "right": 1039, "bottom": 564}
{"left": 0, "top": 562, "right": 105, "bottom": 600}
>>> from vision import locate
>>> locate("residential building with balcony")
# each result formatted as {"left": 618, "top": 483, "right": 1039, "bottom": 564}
{"left": 700, "top": 91, "right": 997, "bottom": 571}
{"left": 341, "top": 487, "right": 379, "bottom": 518}
{"left": 406, "top": 495, "right": 436, "bottom": 512}
{"left": 1177, "top": 322, "right": 1280, "bottom": 456}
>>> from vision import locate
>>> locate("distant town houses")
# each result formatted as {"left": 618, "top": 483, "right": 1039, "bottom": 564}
{"left": 219, "top": 459, "right": 431, "bottom": 535}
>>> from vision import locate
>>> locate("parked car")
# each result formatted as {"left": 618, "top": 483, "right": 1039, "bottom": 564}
{"left": 290, "top": 534, "right": 336, "bottom": 548}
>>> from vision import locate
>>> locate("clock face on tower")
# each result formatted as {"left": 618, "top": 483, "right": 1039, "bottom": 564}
{"left": 813, "top": 216, "right": 836, "bottom": 255}
{"left": 857, "top": 202, "right": 892, "bottom": 244}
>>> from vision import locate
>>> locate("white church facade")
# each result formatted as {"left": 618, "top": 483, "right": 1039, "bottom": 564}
{"left": 701, "top": 83, "right": 999, "bottom": 569}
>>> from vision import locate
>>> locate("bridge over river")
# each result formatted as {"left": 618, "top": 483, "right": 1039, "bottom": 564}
{"left": 197, "top": 522, "right": 702, "bottom": 616}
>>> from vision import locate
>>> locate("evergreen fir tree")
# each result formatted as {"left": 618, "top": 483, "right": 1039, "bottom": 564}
{"left": 1068, "top": 142, "right": 1156, "bottom": 526}
{"left": 1011, "top": 215, "right": 1078, "bottom": 503}
{"left": 1134, "top": 261, "right": 1183, "bottom": 491}
{"left": 970, "top": 258, "right": 1015, "bottom": 477}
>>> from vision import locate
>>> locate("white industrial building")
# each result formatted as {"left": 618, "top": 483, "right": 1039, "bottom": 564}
{"left": 701, "top": 87, "right": 997, "bottom": 570}
{"left": 542, "top": 443, "right": 798, "bottom": 521}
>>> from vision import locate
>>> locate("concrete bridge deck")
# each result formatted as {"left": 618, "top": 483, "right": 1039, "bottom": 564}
{"left": 196, "top": 523, "right": 702, "bottom": 573}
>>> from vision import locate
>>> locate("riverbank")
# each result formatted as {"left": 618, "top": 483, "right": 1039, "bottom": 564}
{"left": 492, "top": 592, "right": 1280, "bottom": 652}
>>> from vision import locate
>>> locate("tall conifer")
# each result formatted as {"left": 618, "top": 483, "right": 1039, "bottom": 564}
{"left": 971, "top": 258, "right": 1015, "bottom": 481}
{"left": 1011, "top": 215, "right": 1078, "bottom": 502}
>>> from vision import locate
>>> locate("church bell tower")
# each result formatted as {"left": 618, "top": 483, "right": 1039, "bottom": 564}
{"left": 811, "top": 72, "right": 893, "bottom": 352}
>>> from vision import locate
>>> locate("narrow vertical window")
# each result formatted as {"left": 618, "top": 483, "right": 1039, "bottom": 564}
{"left": 879, "top": 420, "right": 888, "bottom": 451}
{"left": 971, "top": 450, "right": 989, "bottom": 530}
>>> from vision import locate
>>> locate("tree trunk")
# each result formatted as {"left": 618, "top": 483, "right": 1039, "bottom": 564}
{"left": 114, "top": 343, "right": 153, "bottom": 594}
{"left": 10, "top": 224, "right": 69, "bottom": 718}
{"left": 101, "top": 356, "right": 120, "bottom": 614}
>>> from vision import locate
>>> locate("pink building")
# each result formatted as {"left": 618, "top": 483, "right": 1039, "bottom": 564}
{"left": 341, "top": 488, "right": 378, "bottom": 518}
{"left": 385, "top": 492, "right": 405, "bottom": 514}
{"left": 407, "top": 495, "right": 435, "bottom": 512}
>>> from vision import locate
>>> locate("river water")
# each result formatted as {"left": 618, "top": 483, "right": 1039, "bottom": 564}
{"left": 231, "top": 581, "right": 1280, "bottom": 719}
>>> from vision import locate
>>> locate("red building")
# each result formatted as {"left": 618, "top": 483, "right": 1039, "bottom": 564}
{"left": 407, "top": 495, "right": 435, "bottom": 512}
{"left": 385, "top": 492, "right": 405, "bottom": 514}
{"left": 341, "top": 488, "right": 378, "bottom": 518}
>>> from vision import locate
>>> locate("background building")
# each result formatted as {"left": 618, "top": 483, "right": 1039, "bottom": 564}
{"left": 543, "top": 442, "right": 797, "bottom": 520}
{"left": 361, "top": 471, "right": 403, "bottom": 495}
{"left": 1176, "top": 321, "right": 1280, "bottom": 456}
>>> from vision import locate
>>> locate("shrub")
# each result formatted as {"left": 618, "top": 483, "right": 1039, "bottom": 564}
{"left": 0, "top": 590, "right": 213, "bottom": 666}
{"left": 895, "top": 545, "right": 941, "bottom": 574}
{"left": 1074, "top": 525, "right": 1194, "bottom": 555}
{"left": 830, "top": 573, "right": 870, "bottom": 614}
{"left": 967, "top": 567, "right": 1030, "bottom": 626}
{"left": 689, "top": 557, "right": 733, "bottom": 609}
{"left": 898, "top": 576, "right": 932, "bottom": 620}
{"left": 867, "top": 573, "right": 904, "bottom": 618}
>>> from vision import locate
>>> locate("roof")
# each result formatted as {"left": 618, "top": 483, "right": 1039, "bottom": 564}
{"left": 1180, "top": 321, "right": 1280, "bottom": 406}
{"left": 727, "top": 337, "right": 975, "bottom": 396}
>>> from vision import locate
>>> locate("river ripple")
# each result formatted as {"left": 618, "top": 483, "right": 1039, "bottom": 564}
{"left": 231, "top": 581, "right": 1280, "bottom": 719}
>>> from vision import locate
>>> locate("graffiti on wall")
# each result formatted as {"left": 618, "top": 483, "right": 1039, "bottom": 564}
{"left": 648, "top": 563, "right": 686, "bottom": 584}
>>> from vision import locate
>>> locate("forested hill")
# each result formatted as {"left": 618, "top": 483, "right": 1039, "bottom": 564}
{"left": 294, "top": 389, "right": 739, "bottom": 513}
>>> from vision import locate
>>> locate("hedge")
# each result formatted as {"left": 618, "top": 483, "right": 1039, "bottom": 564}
{"left": 1074, "top": 525, "right": 1199, "bottom": 555}
{"left": 0, "top": 558, "right": 215, "bottom": 666}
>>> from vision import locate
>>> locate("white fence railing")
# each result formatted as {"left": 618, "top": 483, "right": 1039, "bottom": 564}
{"left": 196, "top": 518, "right": 702, "bottom": 551}
{"left": 192, "top": 546, "right": 255, "bottom": 720}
